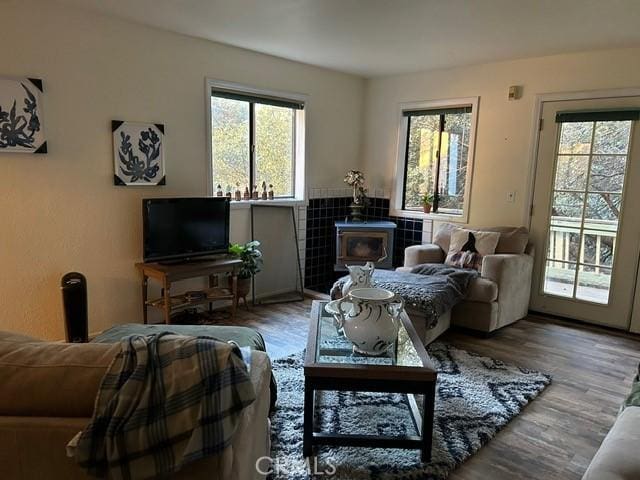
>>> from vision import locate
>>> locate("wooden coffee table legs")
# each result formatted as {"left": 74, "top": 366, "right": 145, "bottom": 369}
{"left": 303, "top": 378, "right": 315, "bottom": 458}
{"left": 421, "top": 382, "right": 436, "bottom": 462}
{"left": 302, "top": 376, "right": 435, "bottom": 462}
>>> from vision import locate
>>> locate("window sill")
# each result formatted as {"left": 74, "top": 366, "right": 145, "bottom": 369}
{"left": 390, "top": 208, "right": 466, "bottom": 223}
{"left": 229, "top": 198, "right": 306, "bottom": 210}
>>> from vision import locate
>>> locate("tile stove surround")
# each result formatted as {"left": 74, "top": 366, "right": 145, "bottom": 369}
{"left": 304, "top": 194, "right": 430, "bottom": 293}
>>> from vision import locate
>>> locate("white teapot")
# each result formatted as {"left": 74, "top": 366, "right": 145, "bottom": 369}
{"left": 326, "top": 288, "right": 404, "bottom": 356}
{"left": 341, "top": 261, "right": 375, "bottom": 297}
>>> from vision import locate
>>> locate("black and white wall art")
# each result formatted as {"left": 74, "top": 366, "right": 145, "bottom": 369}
{"left": 0, "top": 77, "right": 46, "bottom": 154}
{"left": 112, "top": 121, "right": 165, "bottom": 186}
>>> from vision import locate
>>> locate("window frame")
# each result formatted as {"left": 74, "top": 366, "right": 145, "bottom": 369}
{"left": 392, "top": 97, "right": 479, "bottom": 223}
{"left": 205, "top": 79, "right": 307, "bottom": 204}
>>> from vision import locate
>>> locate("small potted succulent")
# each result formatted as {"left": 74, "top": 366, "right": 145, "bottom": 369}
{"left": 228, "top": 240, "right": 263, "bottom": 299}
{"left": 421, "top": 193, "right": 435, "bottom": 214}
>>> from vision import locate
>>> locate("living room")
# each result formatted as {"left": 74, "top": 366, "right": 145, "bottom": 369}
{"left": 1, "top": 0, "right": 639, "bottom": 479}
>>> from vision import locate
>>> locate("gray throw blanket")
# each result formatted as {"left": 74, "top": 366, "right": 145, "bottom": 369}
{"left": 67, "top": 333, "right": 256, "bottom": 480}
{"left": 331, "top": 264, "right": 478, "bottom": 328}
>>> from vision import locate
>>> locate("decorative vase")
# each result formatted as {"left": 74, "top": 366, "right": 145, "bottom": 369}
{"left": 235, "top": 276, "right": 251, "bottom": 310}
{"left": 349, "top": 202, "right": 365, "bottom": 222}
{"left": 341, "top": 261, "right": 375, "bottom": 297}
{"left": 326, "top": 287, "right": 405, "bottom": 356}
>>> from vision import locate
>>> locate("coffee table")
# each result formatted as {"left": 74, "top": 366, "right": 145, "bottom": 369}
{"left": 303, "top": 300, "right": 437, "bottom": 461}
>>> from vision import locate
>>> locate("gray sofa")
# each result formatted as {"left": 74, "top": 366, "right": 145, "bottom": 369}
{"left": 397, "top": 223, "right": 534, "bottom": 333}
{"left": 0, "top": 329, "right": 271, "bottom": 480}
{"left": 582, "top": 406, "right": 640, "bottom": 479}
{"left": 582, "top": 366, "right": 640, "bottom": 480}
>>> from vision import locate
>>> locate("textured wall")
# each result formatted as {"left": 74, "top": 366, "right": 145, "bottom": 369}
{"left": 0, "top": 0, "right": 364, "bottom": 339}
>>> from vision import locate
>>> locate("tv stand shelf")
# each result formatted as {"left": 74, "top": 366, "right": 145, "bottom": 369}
{"left": 136, "top": 257, "right": 242, "bottom": 324}
{"left": 145, "top": 286, "right": 235, "bottom": 310}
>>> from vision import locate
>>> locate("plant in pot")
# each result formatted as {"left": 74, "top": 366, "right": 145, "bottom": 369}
{"left": 228, "top": 240, "right": 263, "bottom": 307}
{"left": 421, "top": 193, "right": 435, "bottom": 214}
{"left": 344, "top": 169, "right": 368, "bottom": 222}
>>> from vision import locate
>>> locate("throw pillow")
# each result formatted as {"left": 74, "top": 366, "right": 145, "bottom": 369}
{"left": 445, "top": 228, "right": 500, "bottom": 271}
{"left": 494, "top": 226, "right": 530, "bottom": 254}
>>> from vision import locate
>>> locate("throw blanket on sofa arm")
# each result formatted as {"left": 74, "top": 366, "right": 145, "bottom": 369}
{"left": 331, "top": 264, "right": 478, "bottom": 329}
{"left": 67, "top": 333, "right": 256, "bottom": 480}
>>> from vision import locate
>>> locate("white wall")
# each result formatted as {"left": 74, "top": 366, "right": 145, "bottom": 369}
{"left": 0, "top": 0, "right": 364, "bottom": 339}
{"left": 362, "top": 47, "right": 640, "bottom": 228}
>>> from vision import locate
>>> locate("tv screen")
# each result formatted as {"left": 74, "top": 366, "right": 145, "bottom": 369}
{"left": 143, "top": 197, "right": 230, "bottom": 262}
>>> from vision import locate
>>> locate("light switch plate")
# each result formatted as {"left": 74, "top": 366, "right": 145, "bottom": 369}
{"left": 507, "top": 191, "right": 516, "bottom": 203}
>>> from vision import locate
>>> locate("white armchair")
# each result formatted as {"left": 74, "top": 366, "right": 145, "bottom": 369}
{"left": 397, "top": 223, "right": 535, "bottom": 333}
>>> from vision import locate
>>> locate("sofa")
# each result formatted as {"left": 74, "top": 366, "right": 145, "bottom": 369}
{"left": 582, "top": 366, "right": 640, "bottom": 480}
{"left": 0, "top": 329, "right": 272, "bottom": 480}
{"left": 397, "top": 223, "right": 534, "bottom": 333}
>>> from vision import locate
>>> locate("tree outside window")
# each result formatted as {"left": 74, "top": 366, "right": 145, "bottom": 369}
{"left": 402, "top": 107, "right": 472, "bottom": 215}
{"left": 211, "top": 92, "right": 299, "bottom": 198}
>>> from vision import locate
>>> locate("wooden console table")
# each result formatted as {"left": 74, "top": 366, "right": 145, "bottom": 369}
{"left": 136, "top": 257, "right": 243, "bottom": 324}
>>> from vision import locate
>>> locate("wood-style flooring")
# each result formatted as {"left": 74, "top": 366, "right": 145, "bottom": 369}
{"left": 222, "top": 298, "right": 640, "bottom": 479}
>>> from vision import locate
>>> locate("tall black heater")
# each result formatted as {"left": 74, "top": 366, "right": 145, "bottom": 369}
{"left": 61, "top": 272, "right": 88, "bottom": 343}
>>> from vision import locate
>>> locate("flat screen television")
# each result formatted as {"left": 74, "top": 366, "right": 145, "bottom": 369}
{"left": 143, "top": 197, "right": 230, "bottom": 262}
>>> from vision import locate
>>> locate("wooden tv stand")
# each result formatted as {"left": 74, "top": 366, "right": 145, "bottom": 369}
{"left": 136, "top": 257, "right": 243, "bottom": 324}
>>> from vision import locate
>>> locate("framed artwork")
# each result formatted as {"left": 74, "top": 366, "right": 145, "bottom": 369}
{"left": 0, "top": 77, "right": 46, "bottom": 153}
{"left": 112, "top": 120, "right": 165, "bottom": 186}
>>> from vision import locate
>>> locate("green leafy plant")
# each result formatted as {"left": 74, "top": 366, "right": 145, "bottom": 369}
{"left": 421, "top": 192, "right": 435, "bottom": 206}
{"left": 228, "top": 240, "right": 263, "bottom": 279}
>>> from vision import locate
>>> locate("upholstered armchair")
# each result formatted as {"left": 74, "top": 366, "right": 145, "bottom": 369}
{"left": 397, "top": 223, "right": 535, "bottom": 333}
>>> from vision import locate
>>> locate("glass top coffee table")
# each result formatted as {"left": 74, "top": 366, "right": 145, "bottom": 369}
{"left": 303, "top": 300, "right": 437, "bottom": 461}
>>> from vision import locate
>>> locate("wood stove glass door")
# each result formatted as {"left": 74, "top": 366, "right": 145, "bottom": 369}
{"left": 339, "top": 232, "right": 388, "bottom": 263}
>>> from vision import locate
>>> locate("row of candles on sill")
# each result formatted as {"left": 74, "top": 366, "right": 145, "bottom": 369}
{"left": 216, "top": 181, "right": 275, "bottom": 201}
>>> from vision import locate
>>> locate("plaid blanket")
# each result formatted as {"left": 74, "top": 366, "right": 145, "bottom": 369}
{"left": 67, "top": 333, "right": 256, "bottom": 479}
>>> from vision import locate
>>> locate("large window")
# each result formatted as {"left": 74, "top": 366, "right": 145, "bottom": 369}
{"left": 398, "top": 101, "right": 476, "bottom": 218}
{"left": 210, "top": 86, "right": 304, "bottom": 198}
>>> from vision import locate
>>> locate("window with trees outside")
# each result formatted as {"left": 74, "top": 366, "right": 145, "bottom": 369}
{"left": 210, "top": 88, "right": 304, "bottom": 198}
{"left": 401, "top": 105, "right": 473, "bottom": 216}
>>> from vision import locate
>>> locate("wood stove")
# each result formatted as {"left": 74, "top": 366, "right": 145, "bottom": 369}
{"left": 335, "top": 221, "right": 396, "bottom": 270}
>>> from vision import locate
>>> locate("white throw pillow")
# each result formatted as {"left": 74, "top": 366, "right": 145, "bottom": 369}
{"left": 445, "top": 228, "right": 500, "bottom": 271}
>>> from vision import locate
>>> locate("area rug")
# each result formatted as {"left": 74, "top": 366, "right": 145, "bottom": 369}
{"left": 269, "top": 342, "right": 551, "bottom": 480}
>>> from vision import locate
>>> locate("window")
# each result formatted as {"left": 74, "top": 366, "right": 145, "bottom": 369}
{"left": 395, "top": 99, "right": 478, "bottom": 219}
{"left": 209, "top": 83, "right": 305, "bottom": 199}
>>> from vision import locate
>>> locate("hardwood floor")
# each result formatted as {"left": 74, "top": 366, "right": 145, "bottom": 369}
{"left": 227, "top": 299, "right": 640, "bottom": 479}
{"left": 444, "top": 315, "right": 640, "bottom": 480}
{"left": 214, "top": 299, "right": 313, "bottom": 359}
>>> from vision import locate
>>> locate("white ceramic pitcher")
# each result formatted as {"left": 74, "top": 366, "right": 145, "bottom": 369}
{"left": 341, "top": 261, "right": 375, "bottom": 297}
{"left": 326, "top": 287, "right": 404, "bottom": 356}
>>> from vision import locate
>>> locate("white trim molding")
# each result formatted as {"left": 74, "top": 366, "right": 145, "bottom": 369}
{"left": 204, "top": 78, "right": 309, "bottom": 200}
{"left": 391, "top": 96, "right": 480, "bottom": 224}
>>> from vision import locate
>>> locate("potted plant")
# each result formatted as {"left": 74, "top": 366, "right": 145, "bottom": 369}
{"left": 228, "top": 240, "right": 263, "bottom": 301}
{"left": 421, "top": 193, "right": 435, "bottom": 214}
{"left": 344, "top": 169, "right": 367, "bottom": 222}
